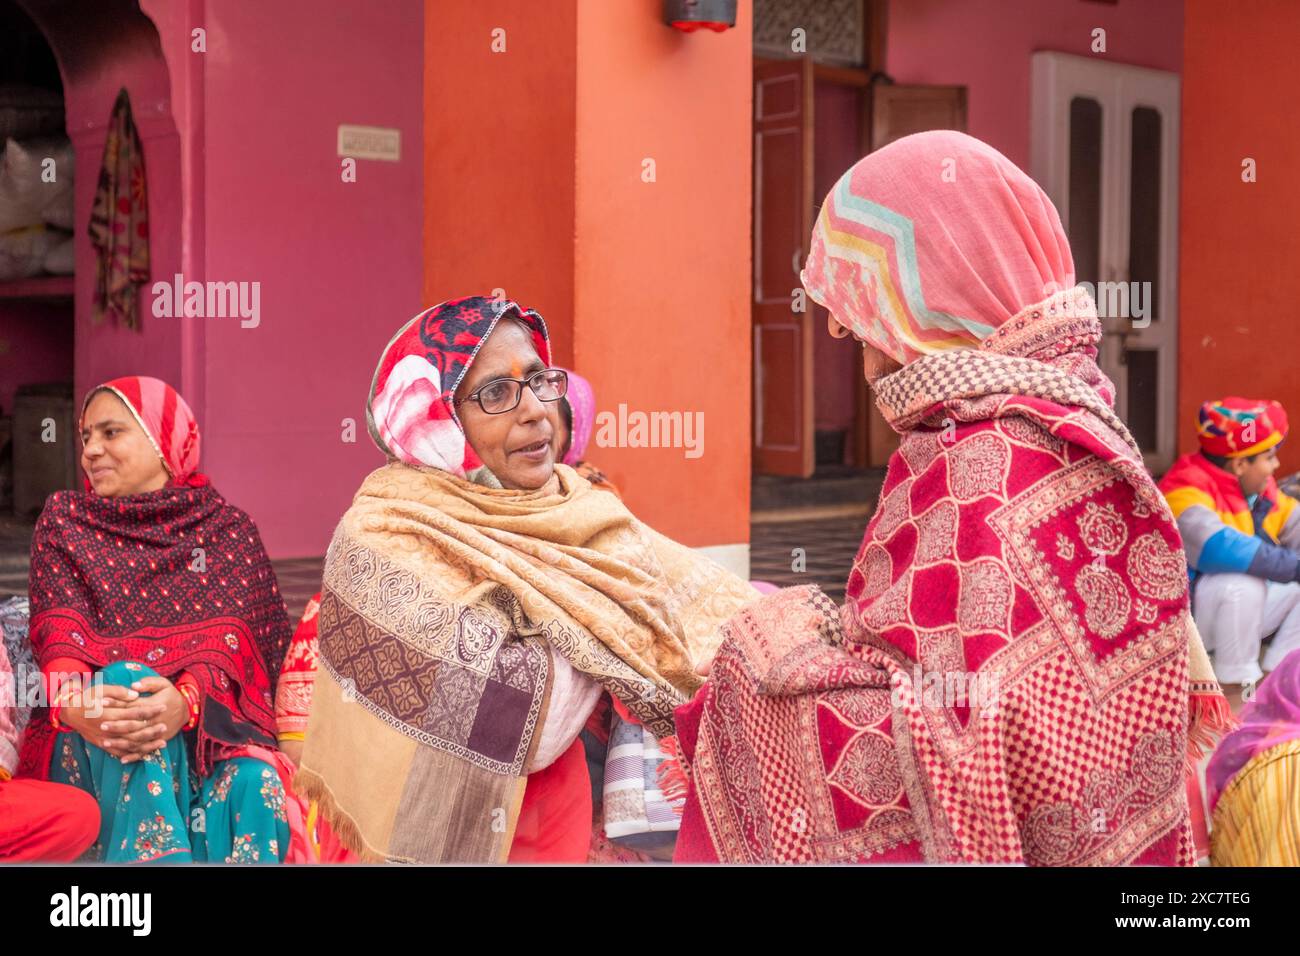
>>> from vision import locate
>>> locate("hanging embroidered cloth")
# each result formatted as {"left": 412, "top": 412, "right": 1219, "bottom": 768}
{"left": 88, "top": 88, "right": 150, "bottom": 330}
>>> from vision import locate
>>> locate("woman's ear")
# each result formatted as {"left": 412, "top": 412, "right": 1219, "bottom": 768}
{"left": 827, "top": 311, "right": 851, "bottom": 338}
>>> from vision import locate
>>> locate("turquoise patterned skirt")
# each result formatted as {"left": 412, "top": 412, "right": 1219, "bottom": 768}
{"left": 49, "top": 660, "right": 289, "bottom": 864}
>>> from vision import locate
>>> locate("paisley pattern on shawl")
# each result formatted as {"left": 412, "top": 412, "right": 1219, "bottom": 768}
{"left": 674, "top": 289, "right": 1201, "bottom": 866}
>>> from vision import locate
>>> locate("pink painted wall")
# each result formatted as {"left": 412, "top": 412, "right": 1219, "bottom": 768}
{"left": 196, "top": 1, "right": 424, "bottom": 557}
{"left": 573, "top": 0, "right": 752, "bottom": 548}
{"left": 885, "top": 0, "right": 1183, "bottom": 169}
{"left": 20, "top": 0, "right": 424, "bottom": 556}
{"left": 0, "top": 300, "right": 73, "bottom": 412}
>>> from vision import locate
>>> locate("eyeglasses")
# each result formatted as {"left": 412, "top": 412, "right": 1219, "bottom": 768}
{"left": 454, "top": 367, "right": 568, "bottom": 415}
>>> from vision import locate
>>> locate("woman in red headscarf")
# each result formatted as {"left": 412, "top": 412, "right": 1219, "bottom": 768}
{"left": 17, "top": 376, "right": 301, "bottom": 863}
{"left": 292, "top": 296, "right": 758, "bottom": 864}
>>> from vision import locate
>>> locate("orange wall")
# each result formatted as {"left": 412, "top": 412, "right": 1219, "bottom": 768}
{"left": 573, "top": 0, "right": 752, "bottom": 547}
{"left": 424, "top": 0, "right": 753, "bottom": 548}
{"left": 423, "top": 0, "right": 578, "bottom": 370}
{"left": 1181, "top": 0, "right": 1300, "bottom": 471}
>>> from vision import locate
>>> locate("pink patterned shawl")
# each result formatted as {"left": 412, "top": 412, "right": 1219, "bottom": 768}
{"left": 1206, "top": 647, "right": 1300, "bottom": 811}
{"left": 674, "top": 291, "right": 1202, "bottom": 865}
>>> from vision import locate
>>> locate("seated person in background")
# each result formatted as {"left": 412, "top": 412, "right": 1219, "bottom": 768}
{"left": 1206, "top": 644, "right": 1300, "bottom": 865}
{"left": 1159, "top": 398, "right": 1300, "bottom": 709}
{"left": 1280, "top": 471, "right": 1300, "bottom": 500}
{"left": 294, "top": 295, "right": 759, "bottom": 864}
{"left": 0, "top": 636, "right": 99, "bottom": 862}
{"left": 553, "top": 369, "right": 620, "bottom": 496}
{"left": 17, "top": 376, "right": 299, "bottom": 863}
{"left": 275, "top": 596, "right": 319, "bottom": 769}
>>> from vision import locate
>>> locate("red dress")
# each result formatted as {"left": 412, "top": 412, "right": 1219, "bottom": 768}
{"left": 0, "top": 777, "right": 100, "bottom": 862}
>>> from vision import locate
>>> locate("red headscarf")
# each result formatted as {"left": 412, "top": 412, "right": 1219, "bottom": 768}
{"left": 366, "top": 295, "right": 550, "bottom": 485}
{"left": 82, "top": 375, "right": 203, "bottom": 485}
{"left": 21, "top": 377, "right": 291, "bottom": 780}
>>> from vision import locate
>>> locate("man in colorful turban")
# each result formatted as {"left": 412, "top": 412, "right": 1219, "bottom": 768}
{"left": 1159, "top": 397, "right": 1300, "bottom": 704}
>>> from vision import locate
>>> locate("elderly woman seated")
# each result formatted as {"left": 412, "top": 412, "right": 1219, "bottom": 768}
{"left": 294, "top": 297, "right": 758, "bottom": 863}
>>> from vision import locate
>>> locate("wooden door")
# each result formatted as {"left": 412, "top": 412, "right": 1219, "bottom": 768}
{"left": 753, "top": 57, "right": 815, "bottom": 477}
{"left": 858, "top": 81, "right": 968, "bottom": 467}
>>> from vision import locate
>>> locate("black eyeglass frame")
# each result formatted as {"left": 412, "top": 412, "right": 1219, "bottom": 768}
{"left": 452, "top": 367, "right": 569, "bottom": 415}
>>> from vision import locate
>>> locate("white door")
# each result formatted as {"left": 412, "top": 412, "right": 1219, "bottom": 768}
{"left": 1031, "top": 51, "right": 1180, "bottom": 474}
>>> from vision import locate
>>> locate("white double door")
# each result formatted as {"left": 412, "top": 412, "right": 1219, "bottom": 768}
{"left": 1032, "top": 51, "right": 1181, "bottom": 475}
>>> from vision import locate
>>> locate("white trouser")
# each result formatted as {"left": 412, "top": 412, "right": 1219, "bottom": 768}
{"left": 1192, "top": 573, "right": 1300, "bottom": 685}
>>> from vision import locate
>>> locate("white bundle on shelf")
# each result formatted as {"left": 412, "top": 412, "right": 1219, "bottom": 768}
{"left": 0, "top": 136, "right": 74, "bottom": 279}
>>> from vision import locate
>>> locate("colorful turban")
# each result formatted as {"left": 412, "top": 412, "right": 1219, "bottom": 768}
{"left": 1196, "top": 397, "right": 1288, "bottom": 459}
{"left": 559, "top": 369, "right": 595, "bottom": 465}
{"left": 81, "top": 375, "right": 202, "bottom": 484}
{"left": 800, "top": 130, "right": 1076, "bottom": 365}
{"left": 366, "top": 295, "right": 550, "bottom": 483}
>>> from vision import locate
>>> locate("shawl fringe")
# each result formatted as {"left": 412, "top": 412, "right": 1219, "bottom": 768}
{"left": 1187, "top": 691, "right": 1238, "bottom": 774}
{"left": 656, "top": 734, "right": 688, "bottom": 810}
{"left": 291, "top": 766, "right": 384, "bottom": 864}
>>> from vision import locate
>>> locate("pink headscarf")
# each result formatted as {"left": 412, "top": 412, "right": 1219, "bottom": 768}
{"left": 1206, "top": 648, "right": 1300, "bottom": 812}
{"left": 81, "top": 375, "right": 203, "bottom": 485}
{"left": 560, "top": 370, "right": 595, "bottom": 465}
{"left": 800, "top": 130, "right": 1076, "bottom": 365}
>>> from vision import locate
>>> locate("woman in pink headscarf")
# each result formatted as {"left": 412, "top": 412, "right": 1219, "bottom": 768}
{"left": 674, "top": 130, "right": 1222, "bottom": 866}
{"left": 553, "top": 369, "right": 621, "bottom": 497}
{"left": 1206, "top": 646, "right": 1300, "bottom": 864}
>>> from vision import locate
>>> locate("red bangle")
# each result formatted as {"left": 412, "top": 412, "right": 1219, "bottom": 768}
{"left": 179, "top": 682, "right": 201, "bottom": 731}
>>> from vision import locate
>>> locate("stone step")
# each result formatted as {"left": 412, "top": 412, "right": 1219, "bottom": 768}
{"left": 752, "top": 466, "right": 885, "bottom": 513}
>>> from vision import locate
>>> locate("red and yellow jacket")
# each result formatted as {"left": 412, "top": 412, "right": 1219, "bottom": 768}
{"left": 1159, "top": 452, "right": 1300, "bottom": 584}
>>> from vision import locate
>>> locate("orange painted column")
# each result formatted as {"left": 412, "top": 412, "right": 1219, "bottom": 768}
{"left": 424, "top": 0, "right": 753, "bottom": 565}
{"left": 423, "top": 0, "right": 578, "bottom": 370}
{"left": 1180, "top": 0, "right": 1300, "bottom": 472}
{"left": 572, "top": 0, "right": 752, "bottom": 562}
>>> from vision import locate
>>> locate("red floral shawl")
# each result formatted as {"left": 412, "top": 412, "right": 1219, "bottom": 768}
{"left": 674, "top": 295, "right": 1203, "bottom": 865}
{"left": 18, "top": 482, "right": 292, "bottom": 779}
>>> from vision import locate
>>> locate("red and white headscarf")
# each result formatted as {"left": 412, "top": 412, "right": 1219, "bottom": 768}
{"left": 81, "top": 375, "right": 202, "bottom": 484}
{"left": 366, "top": 295, "right": 550, "bottom": 485}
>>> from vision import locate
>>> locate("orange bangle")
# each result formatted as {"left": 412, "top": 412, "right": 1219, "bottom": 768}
{"left": 179, "top": 682, "right": 201, "bottom": 731}
{"left": 49, "top": 678, "right": 83, "bottom": 733}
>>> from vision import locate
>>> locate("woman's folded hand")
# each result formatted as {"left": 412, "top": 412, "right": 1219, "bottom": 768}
{"left": 93, "top": 677, "right": 188, "bottom": 763}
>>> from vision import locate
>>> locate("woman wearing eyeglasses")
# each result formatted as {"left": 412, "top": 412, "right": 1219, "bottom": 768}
{"left": 293, "top": 295, "right": 758, "bottom": 863}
